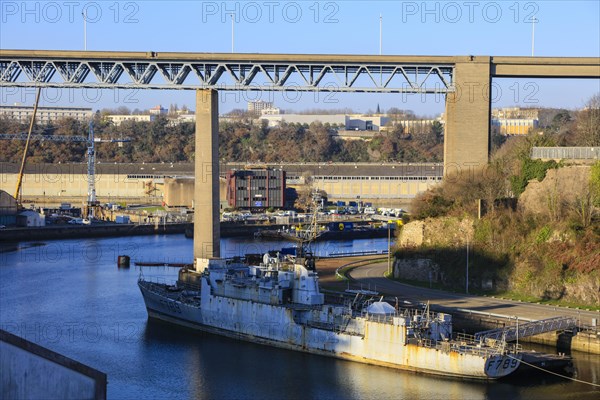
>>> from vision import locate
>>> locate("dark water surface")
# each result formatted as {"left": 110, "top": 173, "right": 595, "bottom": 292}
{"left": 1, "top": 235, "right": 598, "bottom": 399}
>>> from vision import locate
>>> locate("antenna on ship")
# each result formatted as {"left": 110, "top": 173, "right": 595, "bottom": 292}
{"left": 298, "top": 190, "right": 321, "bottom": 271}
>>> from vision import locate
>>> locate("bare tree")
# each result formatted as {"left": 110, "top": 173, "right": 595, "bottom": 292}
{"left": 576, "top": 94, "right": 600, "bottom": 146}
{"left": 572, "top": 189, "right": 595, "bottom": 228}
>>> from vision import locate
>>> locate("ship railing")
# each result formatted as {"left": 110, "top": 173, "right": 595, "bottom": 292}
{"left": 359, "top": 308, "right": 440, "bottom": 326}
{"left": 362, "top": 313, "right": 396, "bottom": 324}
{"left": 139, "top": 276, "right": 170, "bottom": 289}
{"left": 141, "top": 276, "right": 201, "bottom": 296}
{"left": 178, "top": 281, "right": 201, "bottom": 292}
{"left": 448, "top": 332, "right": 521, "bottom": 357}
{"left": 139, "top": 278, "right": 173, "bottom": 296}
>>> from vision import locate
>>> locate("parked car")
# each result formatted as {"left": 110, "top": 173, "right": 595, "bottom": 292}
{"left": 363, "top": 207, "right": 376, "bottom": 215}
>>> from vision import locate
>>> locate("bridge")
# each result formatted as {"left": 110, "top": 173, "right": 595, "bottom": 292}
{"left": 475, "top": 316, "right": 578, "bottom": 344}
{"left": 1, "top": 49, "right": 599, "bottom": 260}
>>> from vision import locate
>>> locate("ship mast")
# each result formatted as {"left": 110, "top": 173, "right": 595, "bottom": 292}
{"left": 297, "top": 190, "right": 321, "bottom": 270}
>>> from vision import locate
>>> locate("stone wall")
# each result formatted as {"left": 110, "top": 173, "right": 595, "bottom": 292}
{"left": 519, "top": 165, "right": 592, "bottom": 216}
{"left": 393, "top": 258, "right": 440, "bottom": 282}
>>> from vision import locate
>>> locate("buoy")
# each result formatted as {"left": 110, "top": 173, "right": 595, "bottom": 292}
{"left": 117, "top": 255, "right": 130, "bottom": 268}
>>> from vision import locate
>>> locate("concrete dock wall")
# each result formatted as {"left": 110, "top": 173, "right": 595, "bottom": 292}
{"left": 1, "top": 329, "right": 106, "bottom": 400}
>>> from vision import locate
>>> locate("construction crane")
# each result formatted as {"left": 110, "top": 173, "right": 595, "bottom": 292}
{"left": 13, "top": 87, "right": 41, "bottom": 205}
{"left": 1, "top": 124, "right": 130, "bottom": 219}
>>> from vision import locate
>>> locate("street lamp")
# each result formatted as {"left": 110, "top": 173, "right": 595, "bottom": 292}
{"left": 379, "top": 14, "right": 382, "bottom": 55}
{"left": 387, "top": 220, "right": 393, "bottom": 276}
{"left": 229, "top": 13, "right": 235, "bottom": 53}
{"left": 531, "top": 17, "right": 538, "bottom": 57}
{"left": 466, "top": 232, "right": 469, "bottom": 294}
{"left": 82, "top": 11, "right": 87, "bottom": 51}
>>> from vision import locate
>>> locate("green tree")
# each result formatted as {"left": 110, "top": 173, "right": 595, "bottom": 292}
{"left": 591, "top": 161, "right": 600, "bottom": 207}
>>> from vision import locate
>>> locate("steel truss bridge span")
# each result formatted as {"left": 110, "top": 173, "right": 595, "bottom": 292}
{"left": 0, "top": 50, "right": 455, "bottom": 93}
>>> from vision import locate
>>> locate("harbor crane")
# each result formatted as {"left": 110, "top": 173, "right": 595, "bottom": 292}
{"left": 1, "top": 124, "right": 130, "bottom": 219}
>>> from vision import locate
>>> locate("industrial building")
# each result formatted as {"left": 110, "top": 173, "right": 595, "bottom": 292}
{"left": 0, "top": 162, "right": 441, "bottom": 209}
{"left": 260, "top": 114, "right": 391, "bottom": 132}
{"left": 226, "top": 169, "right": 286, "bottom": 209}
{"left": 491, "top": 118, "right": 539, "bottom": 135}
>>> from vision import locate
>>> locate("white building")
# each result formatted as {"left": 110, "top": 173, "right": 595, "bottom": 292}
{"left": 0, "top": 105, "right": 93, "bottom": 124}
{"left": 105, "top": 115, "right": 156, "bottom": 126}
{"left": 260, "top": 107, "right": 281, "bottom": 115}
{"left": 168, "top": 114, "right": 196, "bottom": 126}
{"left": 346, "top": 115, "right": 390, "bottom": 131}
{"left": 260, "top": 113, "right": 390, "bottom": 132}
{"left": 248, "top": 101, "right": 274, "bottom": 113}
{"left": 261, "top": 114, "right": 347, "bottom": 128}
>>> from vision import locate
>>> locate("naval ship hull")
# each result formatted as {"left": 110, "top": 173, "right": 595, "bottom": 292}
{"left": 139, "top": 280, "right": 521, "bottom": 379}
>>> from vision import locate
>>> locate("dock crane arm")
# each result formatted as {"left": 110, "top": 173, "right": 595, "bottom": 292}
{"left": 14, "top": 87, "right": 41, "bottom": 202}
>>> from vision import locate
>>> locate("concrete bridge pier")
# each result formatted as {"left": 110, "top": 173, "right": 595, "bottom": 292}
{"left": 444, "top": 57, "right": 492, "bottom": 177}
{"left": 194, "top": 89, "right": 221, "bottom": 264}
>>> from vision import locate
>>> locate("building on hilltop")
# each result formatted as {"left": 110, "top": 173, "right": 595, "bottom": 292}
{"left": 492, "top": 118, "right": 539, "bottom": 135}
{"left": 490, "top": 107, "right": 551, "bottom": 135}
{"left": 149, "top": 105, "right": 168, "bottom": 115}
{"left": 105, "top": 114, "right": 156, "bottom": 126}
{"left": 0, "top": 105, "right": 93, "bottom": 124}
{"left": 248, "top": 100, "right": 274, "bottom": 114}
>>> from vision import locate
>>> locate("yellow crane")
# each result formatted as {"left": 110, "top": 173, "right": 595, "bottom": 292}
{"left": 14, "top": 87, "right": 41, "bottom": 206}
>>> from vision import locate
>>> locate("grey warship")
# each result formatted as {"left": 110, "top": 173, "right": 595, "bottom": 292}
{"left": 138, "top": 247, "right": 523, "bottom": 379}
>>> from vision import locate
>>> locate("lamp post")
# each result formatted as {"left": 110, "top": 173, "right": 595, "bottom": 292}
{"left": 379, "top": 14, "right": 382, "bottom": 55}
{"left": 466, "top": 233, "right": 469, "bottom": 294}
{"left": 531, "top": 17, "right": 538, "bottom": 57}
{"left": 82, "top": 11, "right": 87, "bottom": 51}
{"left": 387, "top": 220, "right": 392, "bottom": 276}
{"left": 230, "top": 14, "right": 235, "bottom": 53}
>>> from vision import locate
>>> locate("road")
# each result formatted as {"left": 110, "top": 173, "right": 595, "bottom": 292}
{"left": 347, "top": 261, "right": 600, "bottom": 326}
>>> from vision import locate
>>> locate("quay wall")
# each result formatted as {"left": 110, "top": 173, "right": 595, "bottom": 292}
{"left": 0, "top": 329, "right": 106, "bottom": 400}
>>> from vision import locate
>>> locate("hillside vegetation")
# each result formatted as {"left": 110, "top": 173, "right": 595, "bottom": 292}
{"left": 400, "top": 99, "right": 600, "bottom": 307}
{"left": 0, "top": 115, "right": 443, "bottom": 164}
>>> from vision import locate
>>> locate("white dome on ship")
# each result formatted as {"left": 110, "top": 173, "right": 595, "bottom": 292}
{"left": 366, "top": 301, "right": 396, "bottom": 315}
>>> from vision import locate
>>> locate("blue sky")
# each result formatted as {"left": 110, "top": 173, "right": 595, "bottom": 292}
{"left": 1, "top": 0, "right": 599, "bottom": 115}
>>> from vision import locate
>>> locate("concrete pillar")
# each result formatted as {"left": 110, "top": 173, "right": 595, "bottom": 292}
{"left": 194, "top": 89, "right": 220, "bottom": 262}
{"left": 444, "top": 57, "right": 492, "bottom": 177}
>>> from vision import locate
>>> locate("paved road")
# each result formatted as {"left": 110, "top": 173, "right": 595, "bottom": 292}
{"left": 347, "top": 261, "right": 600, "bottom": 326}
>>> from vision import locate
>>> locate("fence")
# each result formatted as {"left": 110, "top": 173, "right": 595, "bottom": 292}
{"left": 531, "top": 147, "right": 599, "bottom": 160}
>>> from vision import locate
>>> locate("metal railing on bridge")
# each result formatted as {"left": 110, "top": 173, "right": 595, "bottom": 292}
{"left": 531, "top": 147, "right": 599, "bottom": 160}
{"left": 475, "top": 316, "right": 578, "bottom": 343}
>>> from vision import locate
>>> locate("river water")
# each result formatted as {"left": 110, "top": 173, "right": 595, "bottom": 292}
{"left": 1, "top": 235, "right": 598, "bottom": 399}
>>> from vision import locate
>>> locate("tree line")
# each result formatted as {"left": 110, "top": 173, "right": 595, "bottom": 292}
{"left": 0, "top": 115, "right": 444, "bottom": 164}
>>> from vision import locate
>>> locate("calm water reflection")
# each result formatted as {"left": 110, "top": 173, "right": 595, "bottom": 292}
{"left": 1, "top": 235, "right": 598, "bottom": 399}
